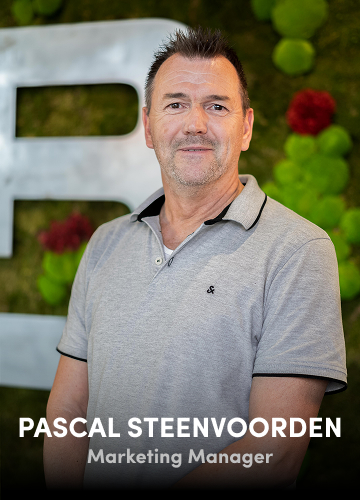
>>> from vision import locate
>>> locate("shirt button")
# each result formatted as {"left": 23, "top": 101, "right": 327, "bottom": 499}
{"left": 155, "top": 257, "right": 163, "bottom": 265}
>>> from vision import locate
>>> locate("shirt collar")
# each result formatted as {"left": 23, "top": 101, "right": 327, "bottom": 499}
{"left": 130, "top": 174, "right": 267, "bottom": 230}
{"left": 222, "top": 174, "right": 267, "bottom": 230}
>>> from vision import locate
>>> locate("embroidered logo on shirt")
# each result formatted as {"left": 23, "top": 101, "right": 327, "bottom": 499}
{"left": 207, "top": 286, "right": 215, "bottom": 294}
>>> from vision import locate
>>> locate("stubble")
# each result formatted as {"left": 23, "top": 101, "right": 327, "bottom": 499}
{"left": 152, "top": 136, "right": 229, "bottom": 188}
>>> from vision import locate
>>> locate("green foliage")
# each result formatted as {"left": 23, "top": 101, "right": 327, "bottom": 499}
{"left": 338, "top": 261, "right": 360, "bottom": 300}
{"left": 11, "top": 0, "right": 63, "bottom": 25}
{"left": 302, "top": 155, "right": 349, "bottom": 195}
{"left": 42, "top": 251, "right": 77, "bottom": 284}
{"left": 281, "top": 183, "right": 319, "bottom": 218}
{"left": 33, "top": 0, "right": 62, "bottom": 16}
{"left": 37, "top": 274, "right": 67, "bottom": 305}
{"left": 309, "top": 196, "right": 346, "bottom": 230}
{"left": 16, "top": 84, "right": 139, "bottom": 138}
{"left": 272, "top": 38, "right": 315, "bottom": 75}
{"left": 250, "top": 0, "right": 277, "bottom": 21}
{"left": 271, "top": 0, "right": 328, "bottom": 39}
{"left": 11, "top": 0, "right": 34, "bottom": 25}
{"left": 284, "top": 134, "right": 317, "bottom": 164}
{"left": 317, "top": 125, "right": 353, "bottom": 157}
{"left": 340, "top": 209, "right": 360, "bottom": 244}
{"left": 261, "top": 181, "right": 283, "bottom": 204}
{"left": 37, "top": 243, "right": 87, "bottom": 305}
{"left": 327, "top": 231, "right": 351, "bottom": 263}
{"left": 273, "top": 159, "right": 302, "bottom": 186}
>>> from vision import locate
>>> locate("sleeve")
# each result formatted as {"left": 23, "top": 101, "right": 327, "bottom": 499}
{"left": 253, "top": 237, "right": 347, "bottom": 394}
{"left": 56, "top": 240, "right": 91, "bottom": 362}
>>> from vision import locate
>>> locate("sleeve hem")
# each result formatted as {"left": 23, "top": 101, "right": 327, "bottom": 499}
{"left": 56, "top": 347, "right": 87, "bottom": 363}
{"left": 252, "top": 373, "right": 347, "bottom": 394}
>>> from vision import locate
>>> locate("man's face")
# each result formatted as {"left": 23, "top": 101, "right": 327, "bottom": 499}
{"left": 142, "top": 54, "right": 254, "bottom": 189}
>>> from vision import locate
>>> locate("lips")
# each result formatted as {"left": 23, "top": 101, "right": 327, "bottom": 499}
{"left": 178, "top": 147, "right": 212, "bottom": 151}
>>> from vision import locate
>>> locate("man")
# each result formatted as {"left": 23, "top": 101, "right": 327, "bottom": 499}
{"left": 44, "top": 27, "right": 347, "bottom": 489}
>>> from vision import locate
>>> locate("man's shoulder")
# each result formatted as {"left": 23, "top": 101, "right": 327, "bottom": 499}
{"left": 84, "top": 212, "right": 134, "bottom": 260}
{"left": 259, "top": 196, "right": 334, "bottom": 265}
{"left": 92, "top": 212, "right": 133, "bottom": 238}
{"left": 263, "top": 196, "right": 331, "bottom": 242}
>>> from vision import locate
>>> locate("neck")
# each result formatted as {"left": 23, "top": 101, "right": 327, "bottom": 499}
{"left": 159, "top": 172, "right": 244, "bottom": 250}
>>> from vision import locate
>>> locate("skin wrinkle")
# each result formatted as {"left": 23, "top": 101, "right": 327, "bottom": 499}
{"left": 163, "top": 93, "right": 231, "bottom": 103}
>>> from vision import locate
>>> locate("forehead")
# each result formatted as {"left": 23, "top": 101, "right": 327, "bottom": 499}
{"left": 153, "top": 54, "right": 241, "bottom": 99}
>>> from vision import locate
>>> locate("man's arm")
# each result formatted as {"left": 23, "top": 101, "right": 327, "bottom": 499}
{"left": 173, "top": 376, "right": 328, "bottom": 489}
{"left": 43, "top": 355, "right": 89, "bottom": 489}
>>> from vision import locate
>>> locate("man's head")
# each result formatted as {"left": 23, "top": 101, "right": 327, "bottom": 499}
{"left": 142, "top": 27, "right": 254, "bottom": 190}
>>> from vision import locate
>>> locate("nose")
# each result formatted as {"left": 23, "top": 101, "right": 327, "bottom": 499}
{"left": 183, "top": 104, "right": 208, "bottom": 135}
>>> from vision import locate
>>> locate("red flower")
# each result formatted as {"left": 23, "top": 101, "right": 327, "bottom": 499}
{"left": 286, "top": 89, "right": 336, "bottom": 135}
{"left": 38, "top": 212, "right": 94, "bottom": 254}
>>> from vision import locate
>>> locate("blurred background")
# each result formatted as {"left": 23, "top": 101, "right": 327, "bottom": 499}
{"left": 0, "top": 0, "right": 359, "bottom": 490}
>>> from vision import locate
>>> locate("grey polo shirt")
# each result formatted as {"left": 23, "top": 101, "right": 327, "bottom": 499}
{"left": 57, "top": 174, "right": 347, "bottom": 488}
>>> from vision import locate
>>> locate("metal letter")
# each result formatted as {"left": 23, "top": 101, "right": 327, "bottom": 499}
{"left": 0, "top": 19, "right": 187, "bottom": 389}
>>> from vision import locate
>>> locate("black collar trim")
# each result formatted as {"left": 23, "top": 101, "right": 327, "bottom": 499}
{"left": 137, "top": 194, "right": 165, "bottom": 221}
{"left": 204, "top": 182, "right": 247, "bottom": 226}
{"left": 204, "top": 202, "right": 232, "bottom": 225}
{"left": 248, "top": 194, "right": 267, "bottom": 230}
{"left": 136, "top": 184, "right": 268, "bottom": 230}
{"left": 136, "top": 193, "right": 232, "bottom": 225}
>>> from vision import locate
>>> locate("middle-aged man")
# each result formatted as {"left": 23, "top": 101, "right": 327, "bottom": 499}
{"left": 44, "top": 27, "right": 347, "bottom": 490}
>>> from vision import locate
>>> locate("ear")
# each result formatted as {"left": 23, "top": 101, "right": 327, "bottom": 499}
{"left": 241, "top": 108, "right": 254, "bottom": 152}
{"left": 142, "top": 107, "right": 154, "bottom": 149}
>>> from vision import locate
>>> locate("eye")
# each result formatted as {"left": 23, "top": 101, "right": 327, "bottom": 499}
{"left": 212, "top": 104, "right": 227, "bottom": 111}
{"left": 207, "top": 103, "right": 229, "bottom": 114}
{"left": 165, "top": 102, "right": 185, "bottom": 113}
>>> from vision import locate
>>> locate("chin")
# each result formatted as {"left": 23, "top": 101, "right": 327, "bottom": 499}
{"left": 170, "top": 164, "right": 223, "bottom": 187}
{"left": 170, "top": 170, "right": 213, "bottom": 186}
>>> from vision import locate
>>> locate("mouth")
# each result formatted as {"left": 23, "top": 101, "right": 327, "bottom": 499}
{"left": 178, "top": 147, "right": 213, "bottom": 152}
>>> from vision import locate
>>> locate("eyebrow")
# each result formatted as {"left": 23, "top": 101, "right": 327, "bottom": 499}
{"left": 163, "top": 92, "right": 230, "bottom": 101}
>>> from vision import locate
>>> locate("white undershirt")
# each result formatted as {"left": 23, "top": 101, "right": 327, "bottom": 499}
{"left": 163, "top": 244, "right": 174, "bottom": 260}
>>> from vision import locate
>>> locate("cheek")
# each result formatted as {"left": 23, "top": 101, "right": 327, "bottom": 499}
{"left": 152, "top": 121, "right": 172, "bottom": 145}
{"left": 162, "top": 113, "right": 184, "bottom": 134}
{"left": 220, "top": 131, "right": 242, "bottom": 160}
{"left": 229, "top": 124, "right": 244, "bottom": 149}
{"left": 162, "top": 125, "right": 171, "bottom": 138}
